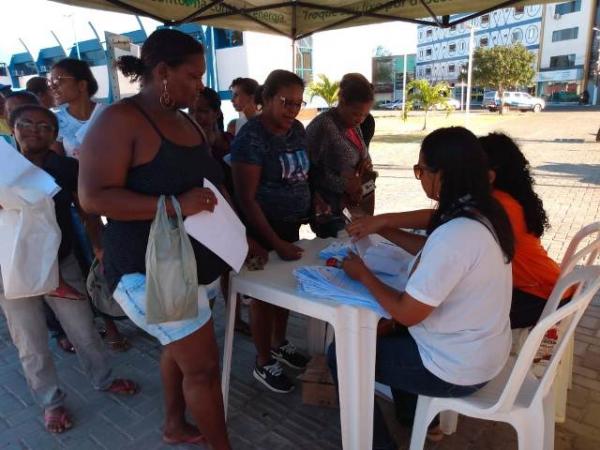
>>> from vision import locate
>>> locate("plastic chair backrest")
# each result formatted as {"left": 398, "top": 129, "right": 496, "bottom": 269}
{"left": 541, "top": 224, "right": 600, "bottom": 319}
{"left": 490, "top": 267, "right": 600, "bottom": 414}
{"left": 559, "top": 222, "right": 600, "bottom": 274}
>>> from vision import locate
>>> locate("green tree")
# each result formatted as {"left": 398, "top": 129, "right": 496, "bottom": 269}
{"left": 471, "top": 44, "right": 536, "bottom": 114}
{"left": 405, "top": 79, "right": 452, "bottom": 130}
{"left": 307, "top": 74, "right": 340, "bottom": 108}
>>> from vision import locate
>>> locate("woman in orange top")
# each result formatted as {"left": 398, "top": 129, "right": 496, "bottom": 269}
{"left": 479, "top": 132, "right": 568, "bottom": 329}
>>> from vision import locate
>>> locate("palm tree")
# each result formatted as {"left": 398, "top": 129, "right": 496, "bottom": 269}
{"left": 406, "top": 79, "right": 452, "bottom": 130}
{"left": 307, "top": 74, "right": 340, "bottom": 108}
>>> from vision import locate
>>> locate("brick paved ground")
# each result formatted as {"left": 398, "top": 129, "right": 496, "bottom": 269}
{"left": 0, "top": 108, "right": 598, "bottom": 449}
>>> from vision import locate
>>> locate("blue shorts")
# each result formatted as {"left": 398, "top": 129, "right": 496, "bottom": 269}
{"left": 113, "top": 273, "right": 219, "bottom": 345}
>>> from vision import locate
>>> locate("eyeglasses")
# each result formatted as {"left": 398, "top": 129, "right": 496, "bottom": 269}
{"left": 47, "top": 75, "right": 75, "bottom": 88}
{"left": 15, "top": 120, "right": 55, "bottom": 134}
{"left": 413, "top": 164, "right": 435, "bottom": 180}
{"left": 279, "top": 96, "right": 306, "bottom": 110}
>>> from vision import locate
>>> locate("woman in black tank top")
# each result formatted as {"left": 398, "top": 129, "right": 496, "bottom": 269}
{"left": 78, "top": 30, "right": 232, "bottom": 450}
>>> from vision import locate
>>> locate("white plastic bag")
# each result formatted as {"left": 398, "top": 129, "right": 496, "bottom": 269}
{"left": 0, "top": 187, "right": 61, "bottom": 299}
{"left": 145, "top": 196, "right": 198, "bottom": 324}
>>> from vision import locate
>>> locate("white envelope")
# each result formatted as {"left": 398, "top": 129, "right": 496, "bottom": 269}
{"left": 184, "top": 179, "right": 248, "bottom": 273}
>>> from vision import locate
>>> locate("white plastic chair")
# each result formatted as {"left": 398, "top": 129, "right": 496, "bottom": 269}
{"left": 551, "top": 221, "right": 600, "bottom": 421}
{"left": 409, "top": 267, "right": 600, "bottom": 450}
{"left": 440, "top": 222, "right": 600, "bottom": 433}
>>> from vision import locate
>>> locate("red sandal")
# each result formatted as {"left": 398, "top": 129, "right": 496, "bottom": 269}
{"left": 104, "top": 378, "right": 139, "bottom": 395}
{"left": 44, "top": 406, "right": 73, "bottom": 433}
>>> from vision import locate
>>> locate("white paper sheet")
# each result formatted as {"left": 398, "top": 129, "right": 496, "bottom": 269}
{"left": 0, "top": 140, "right": 61, "bottom": 203}
{"left": 184, "top": 179, "right": 248, "bottom": 273}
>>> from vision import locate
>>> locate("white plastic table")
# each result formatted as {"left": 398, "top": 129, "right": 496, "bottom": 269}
{"left": 221, "top": 238, "right": 381, "bottom": 450}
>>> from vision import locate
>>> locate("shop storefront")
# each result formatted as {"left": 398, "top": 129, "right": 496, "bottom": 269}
{"left": 536, "top": 68, "right": 584, "bottom": 103}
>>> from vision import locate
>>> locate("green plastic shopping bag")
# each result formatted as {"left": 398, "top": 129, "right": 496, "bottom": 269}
{"left": 145, "top": 196, "right": 198, "bottom": 324}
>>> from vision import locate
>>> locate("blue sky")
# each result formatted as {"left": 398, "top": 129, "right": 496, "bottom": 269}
{"left": 0, "top": 0, "right": 161, "bottom": 64}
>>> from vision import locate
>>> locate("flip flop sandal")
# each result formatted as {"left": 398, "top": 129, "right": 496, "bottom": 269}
{"left": 104, "top": 378, "right": 139, "bottom": 395}
{"left": 44, "top": 407, "right": 73, "bottom": 433}
{"left": 163, "top": 433, "right": 206, "bottom": 446}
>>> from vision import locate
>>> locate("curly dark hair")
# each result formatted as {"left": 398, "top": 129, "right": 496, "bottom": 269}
{"left": 422, "top": 127, "right": 514, "bottom": 261}
{"left": 479, "top": 132, "right": 549, "bottom": 237}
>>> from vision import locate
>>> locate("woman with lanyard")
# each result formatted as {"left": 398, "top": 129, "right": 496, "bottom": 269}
{"left": 79, "top": 29, "right": 234, "bottom": 449}
{"left": 307, "top": 73, "right": 377, "bottom": 237}
{"left": 333, "top": 127, "right": 515, "bottom": 449}
{"left": 48, "top": 58, "right": 127, "bottom": 352}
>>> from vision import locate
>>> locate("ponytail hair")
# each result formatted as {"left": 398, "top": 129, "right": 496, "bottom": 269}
{"left": 117, "top": 28, "right": 204, "bottom": 83}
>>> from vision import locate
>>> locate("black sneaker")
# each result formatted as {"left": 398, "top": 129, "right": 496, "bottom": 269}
{"left": 271, "top": 340, "right": 309, "bottom": 370}
{"left": 253, "top": 359, "right": 294, "bottom": 393}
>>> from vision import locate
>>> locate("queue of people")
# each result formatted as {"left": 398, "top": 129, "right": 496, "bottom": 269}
{"left": 0, "top": 26, "right": 571, "bottom": 450}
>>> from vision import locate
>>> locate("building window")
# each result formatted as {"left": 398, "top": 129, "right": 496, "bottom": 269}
{"left": 214, "top": 29, "right": 243, "bottom": 49}
{"left": 426, "top": 29, "right": 433, "bottom": 38}
{"left": 512, "top": 29, "right": 523, "bottom": 43}
{"left": 555, "top": 0, "right": 581, "bottom": 15}
{"left": 449, "top": 43, "right": 456, "bottom": 53}
{"left": 425, "top": 67, "right": 431, "bottom": 76}
{"left": 448, "top": 64, "right": 456, "bottom": 73}
{"left": 426, "top": 48, "right": 432, "bottom": 57}
{"left": 481, "top": 14, "right": 490, "bottom": 25}
{"left": 479, "top": 37, "right": 489, "bottom": 47}
{"left": 549, "top": 54, "right": 576, "bottom": 68}
{"left": 294, "top": 37, "right": 312, "bottom": 83}
{"left": 552, "top": 27, "right": 579, "bottom": 42}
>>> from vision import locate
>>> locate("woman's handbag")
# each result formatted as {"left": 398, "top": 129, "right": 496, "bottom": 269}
{"left": 145, "top": 196, "right": 198, "bottom": 324}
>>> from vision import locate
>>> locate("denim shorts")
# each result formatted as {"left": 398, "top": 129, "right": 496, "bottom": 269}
{"left": 113, "top": 273, "right": 219, "bottom": 345}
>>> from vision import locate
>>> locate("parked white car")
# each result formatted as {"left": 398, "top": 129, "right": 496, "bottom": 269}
{"left": 434, "top": 98, "right": 460, "bottom": 110}
{"left": 483, "top": 91, "right": 545, "bottom": 112}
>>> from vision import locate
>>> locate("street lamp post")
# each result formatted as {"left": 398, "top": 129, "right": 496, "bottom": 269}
{"left": 466, "top": 24, "right": 476, "bottom": 120}
{"left": 402, "top": 52, "right": 408, "bottom": 113}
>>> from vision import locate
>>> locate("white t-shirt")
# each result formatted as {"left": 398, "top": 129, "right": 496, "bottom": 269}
{"left": 55, "top": 103, "right": 107, "bottom": 159}
{"left": 234, "top": 113, "right": 248, "bottom": 136}
{"left": 406, "top": 217, "right": 512, "bottom": 386}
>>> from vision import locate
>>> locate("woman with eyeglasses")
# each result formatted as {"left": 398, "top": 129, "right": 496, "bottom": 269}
{"left": 49, "top": 58, "right": 127, "bottom": 353}
{"left": 231, "top": 69, "right": 313, "bottom": 394}
{"left": 0, "top": 104, "right": 137, "bottom": 434}
{"left": 333, "top": 127, "right": 514, "bottom": 449}
{"left": 49, "top": 58, "right": 106, "bottom": 159}
{"left": 307, "top": 73, "right": 377, "bottom": 237}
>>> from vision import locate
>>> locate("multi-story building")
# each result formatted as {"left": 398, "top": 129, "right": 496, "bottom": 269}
{"left": 416, "top": 1, "right": 595, "bottom": 104}
{"left": 538, "top": 1, "right": 594, "bottom": 103}
{"left": 416, "top": 4, "right": 543, "bottom": 103}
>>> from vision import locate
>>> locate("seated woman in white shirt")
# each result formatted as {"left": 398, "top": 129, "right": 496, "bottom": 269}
{"left": 329, "top": 126, "right": 515, "bottom": 450}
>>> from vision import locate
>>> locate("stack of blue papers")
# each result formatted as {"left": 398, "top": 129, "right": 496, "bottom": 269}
{"left": 294, "top": 266, "right": 408, "bottom": 318}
